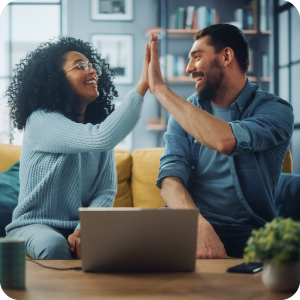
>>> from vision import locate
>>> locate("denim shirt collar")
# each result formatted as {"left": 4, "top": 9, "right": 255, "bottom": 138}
{"left": 197, "top": 78, "right": 255, "bottom": 113}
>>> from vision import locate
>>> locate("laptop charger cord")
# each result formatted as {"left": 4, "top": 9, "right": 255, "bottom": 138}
{"left": 25, "top": 258, "right": 82, "bottom": 271}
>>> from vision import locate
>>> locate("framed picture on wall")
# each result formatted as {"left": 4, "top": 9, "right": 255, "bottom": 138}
{"left": 91, "top": 0, "right": 133, "bottom": 21}
{"left": 91, "top": 34, "right": 133, "bottom": 84}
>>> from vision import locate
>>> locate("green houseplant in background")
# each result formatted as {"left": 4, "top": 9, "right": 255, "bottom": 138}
{"left": 244, "top": 218, "right": 300, "bottom": 292}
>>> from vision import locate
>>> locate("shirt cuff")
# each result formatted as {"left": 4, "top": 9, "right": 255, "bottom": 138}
{"left": 156, "top": 163, "right": 190, "bottom": 189}
{"left": 229, "top": 121, "right": 252, "bottom": 156}
{"left": 75, "top": 223, "right": 80, "bottom": 231}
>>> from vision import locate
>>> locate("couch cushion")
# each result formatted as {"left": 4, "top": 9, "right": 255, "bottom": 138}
{"left": 131, "top": 148, "right": 165, "bottom": 208}
{"left": 113, "top": 149, "right": 132, "bottom": 207}
{"left": 0, "top": 144, "right": 22, "bottom": 172}
{"left": 282, "top": 147, "right": 292, "bottom": 174}
{"left": 275, "top": 173, "right": 300, "bottom": 221}
{"left": 0, "top": 162, "right": 20, "bottom": 237}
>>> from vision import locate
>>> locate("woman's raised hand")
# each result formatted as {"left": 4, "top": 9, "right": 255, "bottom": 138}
{"left": 134, "top": 37, "right": 151, "bottom": 97}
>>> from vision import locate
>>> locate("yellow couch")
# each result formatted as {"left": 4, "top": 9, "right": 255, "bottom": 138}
{"left": 0, "top": 144, "right": 166, "bottom": 208}
{"left": 0, "top": 144, "right": 293, "bottom": 209}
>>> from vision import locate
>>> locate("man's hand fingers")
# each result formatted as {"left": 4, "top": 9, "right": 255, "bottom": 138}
{"left": 145, "top": 43, "right": 150, "bottom": 64}
{"left": 75, "top": 238, "right": 81, "bottom": 259}
{"left": 67, "top": 237, "right": 75, "bottom": 252}
{"left": 150, "top": 37, "right": 159, "bottom": 63}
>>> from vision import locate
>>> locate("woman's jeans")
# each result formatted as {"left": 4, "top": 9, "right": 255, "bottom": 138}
{"left": 6, "top": 224, "right": 74, "bottom": 259}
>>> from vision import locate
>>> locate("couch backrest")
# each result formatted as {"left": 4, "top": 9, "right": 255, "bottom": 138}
{"left": 0, "top": 144, "right": 294, "bottom": 209}
{"left": 0, "top": 144, "right": 22, "bottom": 172}
{"left": 131, "top": 148, "right": 165, "bottom": 208}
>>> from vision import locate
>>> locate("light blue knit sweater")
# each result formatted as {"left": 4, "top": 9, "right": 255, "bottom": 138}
{"left": 6, "top": 90, "right": 143, "bottom": 233}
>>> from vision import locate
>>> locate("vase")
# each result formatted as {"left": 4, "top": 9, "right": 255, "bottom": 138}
{"left": 262, "top": 260, "right": 300, "bottom": 292}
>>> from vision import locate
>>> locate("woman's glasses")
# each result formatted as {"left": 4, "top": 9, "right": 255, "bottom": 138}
{"left": 64, "top": 61, "right": 102, "bottom": 76}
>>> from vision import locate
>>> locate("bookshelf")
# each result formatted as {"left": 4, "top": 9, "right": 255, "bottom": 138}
{"left": 145, "top": 27, "right": 271, "bottom": 38}
{"left": 146, "top": 0, "right": 273, "bottom": 142}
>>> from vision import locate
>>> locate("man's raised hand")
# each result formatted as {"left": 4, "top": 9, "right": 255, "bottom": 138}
{"left": 148, "top": 34, "right": 165, "bottom": 94}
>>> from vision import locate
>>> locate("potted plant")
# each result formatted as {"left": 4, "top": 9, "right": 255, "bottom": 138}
{"left": 244, "top": 218, "right": 300, "bottom": 292}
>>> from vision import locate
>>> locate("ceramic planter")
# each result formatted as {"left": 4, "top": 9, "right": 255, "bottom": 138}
{"left": 262, "top": 260, "right": 300, "bottom": 292}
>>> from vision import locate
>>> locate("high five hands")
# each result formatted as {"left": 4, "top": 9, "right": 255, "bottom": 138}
{"left": 136, "top": 34, "right": 165, "bottom": 97}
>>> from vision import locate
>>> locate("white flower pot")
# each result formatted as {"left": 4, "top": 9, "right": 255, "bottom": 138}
{"left": 262, "top": 260, "right": 300, "bottom": 292}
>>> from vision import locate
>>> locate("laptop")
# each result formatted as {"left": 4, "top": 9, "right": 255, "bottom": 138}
{"left": 79, "top": 208, "right": 198, "bottom": 272}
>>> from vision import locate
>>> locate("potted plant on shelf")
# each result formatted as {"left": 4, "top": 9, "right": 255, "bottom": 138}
{"left": 244, "top": 218, "right": 300, "bottom": 293}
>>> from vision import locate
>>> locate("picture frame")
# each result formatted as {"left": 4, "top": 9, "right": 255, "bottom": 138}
{"left": 91, "top": 34, "right": 133, "bottom": 85}
{"left": 91, "top": 0, "right": 133, "bottom": 21}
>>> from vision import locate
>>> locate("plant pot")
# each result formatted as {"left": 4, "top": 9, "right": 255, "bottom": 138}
{"left": 262, "top": 260, "right": 300, "bottom": 292}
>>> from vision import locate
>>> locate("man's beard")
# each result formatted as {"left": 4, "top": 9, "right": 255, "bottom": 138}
{"left": 196, "top": 57, "right": 225, "bottom": 100}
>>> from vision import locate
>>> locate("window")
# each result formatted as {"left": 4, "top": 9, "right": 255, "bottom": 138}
{"left": 275, "top": 2, "right": 300, "bottom": 174}
{"left": 0, "top": 0, "right": 62, "bottom": 145}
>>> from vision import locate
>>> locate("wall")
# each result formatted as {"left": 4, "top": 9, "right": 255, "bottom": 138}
{"left": 66, "top": 0, "right": 160, "bottom": 150}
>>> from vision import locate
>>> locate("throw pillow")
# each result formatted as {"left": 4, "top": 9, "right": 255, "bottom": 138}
{"left": 0, "top": 161, "right": 20, "bottom": 236}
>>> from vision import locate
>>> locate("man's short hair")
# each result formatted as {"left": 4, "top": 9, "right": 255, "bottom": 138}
{"left": 193, "top": 24, "right": 250, "bottom": 74}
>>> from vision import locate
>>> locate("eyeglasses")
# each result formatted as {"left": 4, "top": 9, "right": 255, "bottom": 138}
{"left": 64, "top": 61, "right": 102, "bottom": 76}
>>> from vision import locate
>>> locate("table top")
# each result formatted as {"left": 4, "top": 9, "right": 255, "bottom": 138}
{"left": 4, "top": 259, "right": 295, "bottom": 300}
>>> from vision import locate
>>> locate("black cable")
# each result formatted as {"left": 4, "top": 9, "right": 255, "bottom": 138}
{"left": 25, "top": 259, "right": 82, "bottom": 271}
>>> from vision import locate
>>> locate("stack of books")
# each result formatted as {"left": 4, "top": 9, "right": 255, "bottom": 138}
{"left": 169, "top": 6, "right": 219, "bottom": 30}
{"left": 232, "top": 0, "right": 268, "bottom": 31}
{"left": 160, "top": 55, "right": 188, "bottom": 79}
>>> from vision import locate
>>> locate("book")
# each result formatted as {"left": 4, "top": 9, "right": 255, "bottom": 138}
{"left": 176, "top": 7, "right": 185, "bottom": 29}
{"left": 206, "top": 8, "right": 211, "bottom": 27}
{"left": 177, "top": 56, "right": 185, "bottom": 77}
{"left": 247, "top": 0, "right": 258, "bottom": 31}
{"left": 262, "top": 54, "right": 269, "bottom": 77}
{"left": 192, "top": 10, "right": 197, "bottom": 29}
{"left": 260, "top": 0, "right": 267, "bottom": 32}
{"left": 211, "top": 8, "right": 216, "bottom": 25}
{"left": 185, "top": 6, "right": 195, "bottom": 30}
{"left": 248, "top": 49, "right": 254, "bottom": 74}
{"left": 166, "top": 54, "right": 174, "bottom": 78}
{"left": 169, "top": 13, "right": 176, "bottom": 29}
{"left": 215, "top": 11, "right": 219, "bottom": 24}
{"left": 234, "top": 8, "right": 244, "bottom": 29}
{"left": 197, "top": 6, "right": 206, "bottom": 30}
{"left": 247, "top": 10, "right": 254, "bottom": 30}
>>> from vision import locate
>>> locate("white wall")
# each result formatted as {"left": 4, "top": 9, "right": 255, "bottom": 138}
{"left": 66, "top": 0, "right": 161, "bottom": 150}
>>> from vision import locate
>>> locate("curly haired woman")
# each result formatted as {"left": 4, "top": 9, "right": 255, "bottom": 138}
{"left": 5, "top": 37, "right": 150, "bottom": 259}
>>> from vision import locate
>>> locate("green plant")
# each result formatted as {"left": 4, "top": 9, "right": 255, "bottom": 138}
{"left": 244, "top": 218, "right": 300, "bottom": 267}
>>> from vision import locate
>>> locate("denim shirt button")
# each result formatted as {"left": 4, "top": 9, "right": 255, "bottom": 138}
{"left": 194, "top": 140, "right": 197, "bottom": 143}
{"left": 191, "top": 166, "right": 195, "bottom": 169}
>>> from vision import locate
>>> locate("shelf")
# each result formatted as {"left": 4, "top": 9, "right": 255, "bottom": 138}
{"left": 166, "top": 76, "right": 270, "bottom": 84}
{"left": 145, "top": 28, "right": 271, "bottom": 38}
{"left": 261, "top": 77, "right": 271, "bottom": 82}
{"left": 146, "top": 118, "right": 166, "bottom": 131}
{"left": 167, "top": 77, "right": 194, "bottom": 83}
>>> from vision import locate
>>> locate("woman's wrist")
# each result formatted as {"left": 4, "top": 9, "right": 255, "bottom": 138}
{"left": 135, "top": 82, "right": 148, "bottom": 97}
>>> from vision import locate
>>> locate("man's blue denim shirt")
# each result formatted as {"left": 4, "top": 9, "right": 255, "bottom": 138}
{"left": 156, "top": 79, "right": 294, "bottom": 225}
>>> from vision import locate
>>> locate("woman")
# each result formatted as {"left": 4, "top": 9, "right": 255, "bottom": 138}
{"left": 5, "top": 37, "right": 149, "bottom": 259}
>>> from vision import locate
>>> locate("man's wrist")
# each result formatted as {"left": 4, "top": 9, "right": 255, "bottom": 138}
{"left": 153, "top": 83, "right": 168, "bottom": 98}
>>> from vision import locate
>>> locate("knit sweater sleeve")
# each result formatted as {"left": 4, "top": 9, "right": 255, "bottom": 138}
{"left": 26, "top": 89, "right": 143, "bottom": 154}
{"left": 74, "top": 150, "right": 117, "bottom": 231}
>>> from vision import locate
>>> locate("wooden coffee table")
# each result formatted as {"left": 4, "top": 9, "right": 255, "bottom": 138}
{"left": 4, "top": 259, "right": 295, "bottom": 300}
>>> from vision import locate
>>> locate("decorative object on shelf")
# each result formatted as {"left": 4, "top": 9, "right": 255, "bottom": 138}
{"left": 244, "top": 218, "right": 300, "bottom": 293}
{"left": 91, "top": 0, "right": 133, "bottom": 21}
{"left": 91, "top": 34, "right": 133, "bottom": 84}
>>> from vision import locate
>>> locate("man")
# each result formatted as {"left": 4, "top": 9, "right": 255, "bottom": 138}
{"left": 147, "top": 24, "right": 294, "bottom": 258}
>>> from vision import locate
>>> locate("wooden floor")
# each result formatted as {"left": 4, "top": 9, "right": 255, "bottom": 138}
{"left": 3, "top": 259, "right": 296, "bottom": 300}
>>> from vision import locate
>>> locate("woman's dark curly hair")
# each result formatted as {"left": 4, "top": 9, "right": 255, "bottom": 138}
{"left": 6, "top": 36, "right": 117, "bottom": 130}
